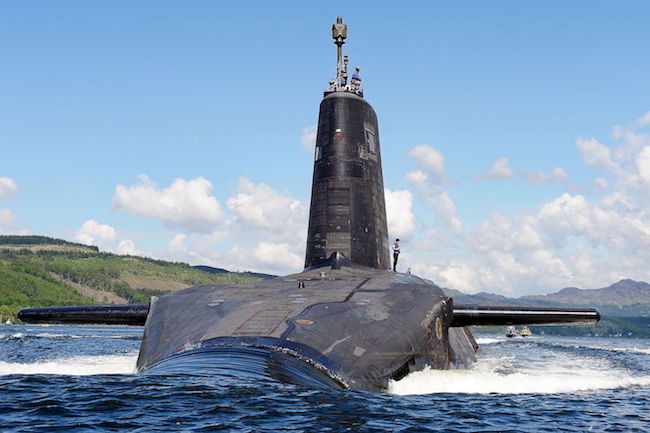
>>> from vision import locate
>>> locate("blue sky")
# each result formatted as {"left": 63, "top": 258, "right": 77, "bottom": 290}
{"left": 2, "top": 1, "right": 650, "bottom": 295}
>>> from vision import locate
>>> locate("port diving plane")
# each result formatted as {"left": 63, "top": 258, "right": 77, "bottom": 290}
{"left": 19, "top": 17, "right": 600, "bottom": 392}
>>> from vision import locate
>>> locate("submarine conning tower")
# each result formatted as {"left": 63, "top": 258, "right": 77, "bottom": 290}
{"left": 305, "top": 17, "right": 391, "bottom": 270}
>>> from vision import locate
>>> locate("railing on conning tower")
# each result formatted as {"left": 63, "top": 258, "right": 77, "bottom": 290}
{"left": 325, "top": 16, "right": 363, "bottom": 97}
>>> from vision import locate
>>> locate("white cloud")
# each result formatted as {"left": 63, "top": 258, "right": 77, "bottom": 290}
{"left": 75, "top": 220, "right": 117, "bottom": 249}
{"left": 594, "top": 178, "right": 608, "bottom": 191}
{"left": 405, "top": 170, "right": 427, "bottom": 185}
{"left": 74, "top": 221, "right": 143, "bottom": 257}
{"left": 384, "top": 188, "right": 416, "bottom": 241}
{"left": 480, "top": 158, "right": 567, "bottom": 184}
{"left": 155, "top": 232, "right": 304, "bottom": 276}
{"left": 486, "top": 157, "right": 516, "bottom": 179}
{"left": 226, "top": 177, "right": 307, "bottom": 233}
{"left": 113, "top": 175, "right": 224, "bottom": 233}
{"left": 527, "top": 167, "right": 568, "bottom": 183}
{"left": 397, "top": 112, "right": 650, "bottom": 294}
{"left": 169, "top": 233, "right": 187, "bottom": 251}
{"left": 116, "top": 239, "right": 142, "bottom": 256}
{"left": 0, "top": 208, "right": 17, "bottom": 228}
{"left": 0, "top": 208, "right": 29, "bottom": 235}
{"left": 472, "top": 213, "right": 543, "bottom": 253}
{"left": 427, "top": 186, "right": 650, "bottom": 293}
{"left": 437, "top": 262, "right": 479, "bottom": 293}
{"left": 300, "top": 124, "right": 317, "bottom": 152}
{"left": 635, "top": 111, "right": 650, "bottom": 127}
{"left": 252, "top": 241, "right": 303, "bottom": 270}
{"left": 576, "top": 137, "right": 622, "bottom": 174}
{"left": 612, "top": 115, "right": 650, "bottom": 163}
{"left": 636, "top": 146, "right": 650, "bottom": 183}
{"left": 406, "top": 170, "right": 463, "bottom": 234}
{"left": 0, "top": 177, "right": 18, "bottom": 200}
{"left": 146, "top": 179, "right": 309, "bottom": 275}
{"left": 409, "top": 145, "right": 447, "bottom": 184}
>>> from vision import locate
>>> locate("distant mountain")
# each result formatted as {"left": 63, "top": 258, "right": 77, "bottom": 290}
{"left": 523, "top": 279, "right": 650, "bottom": 306}
{"left": 442, "top": 279, "right": 650, "bottom": 317}
{"left": 443, "top": 287, "right": 517, "bottom": 305}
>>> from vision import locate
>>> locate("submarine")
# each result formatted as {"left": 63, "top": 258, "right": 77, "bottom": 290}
{"left": 18, "top": 17, "right": 600, "bottom": 392}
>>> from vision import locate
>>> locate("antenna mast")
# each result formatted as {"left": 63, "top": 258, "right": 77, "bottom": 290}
{"left": 332, "top": 16, "right": 347, "bottom": 82}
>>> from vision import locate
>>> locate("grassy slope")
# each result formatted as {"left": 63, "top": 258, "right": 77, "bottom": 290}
{"left": 0, "top": 236, "right": 263, "bottom": 322}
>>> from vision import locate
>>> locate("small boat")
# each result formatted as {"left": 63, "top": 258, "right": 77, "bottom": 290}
{"left": 519, "top": 326, "right": 532, "bottom": 337}
{"left": 506, "top": 326, "right": 517, "bottom": 338}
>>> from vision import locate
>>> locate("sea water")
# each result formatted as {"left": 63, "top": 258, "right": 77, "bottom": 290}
{"left": 1, "top": 325, "right": 648, "bottom": 432}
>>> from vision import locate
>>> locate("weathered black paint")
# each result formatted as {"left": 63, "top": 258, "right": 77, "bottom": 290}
{"left": 17, "top": 304, "right": 149, "bottom": 326}
{"left": 305, "top": 92, "right": 390, "bottom": 269}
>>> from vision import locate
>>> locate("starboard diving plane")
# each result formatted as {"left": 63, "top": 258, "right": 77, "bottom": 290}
{"left": 18, "top": 17, "right": 600, "bottom": 392}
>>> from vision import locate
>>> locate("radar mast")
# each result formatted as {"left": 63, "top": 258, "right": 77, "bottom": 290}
{"left": 327, "top": 17, "right": 363, "bottom": 97}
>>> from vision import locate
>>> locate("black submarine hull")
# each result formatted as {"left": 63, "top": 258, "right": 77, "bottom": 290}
{"left": 142, "top": 341, "right": 347, "bottom": 390}
{"left": 134, "top": 265, "right": 477, "bottom": 391}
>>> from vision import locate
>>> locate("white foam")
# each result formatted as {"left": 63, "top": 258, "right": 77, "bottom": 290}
{"left": 543, "top": 340, "right": 650, "bottom": 356}
{"left": 0, "top": 333, "right": 25, "bottom": 339}
{"left": 1, "top": 332, "right": 139, "bottom": 340}
{"left": 389, "top": 367, "right": 650, "bottom": 395}
{"left": 389, "top": 351, "right": 650, "bottom": 395}
{"left": 0, "top": 354, "right": 138, "bottom": 376}
{"left": 591, "top": 346, "right": 650, "bottom": 355}
{"left": 620, "top": 347, "right": 650, "bottom": 355}
{"left": 474, "top": 337, "right": 502, "bottom": 345}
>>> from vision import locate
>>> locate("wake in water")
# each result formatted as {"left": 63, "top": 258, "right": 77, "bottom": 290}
{"left": 0, "top": 332, "right": 141, "bottom": 340}
{"left": 0, "top": 354, "right": 138, "bottom": 376}
{"left": 390, "top": 335, "right": 650, "bottom": 395}
{"left": 0, "top": 324, "right": 142, "bottom": 377}
{"left": 2, "top": 326, "right": 648, "bottom": 433}
{"left": 3, "top": 325, "right": 650, "bottom": 397}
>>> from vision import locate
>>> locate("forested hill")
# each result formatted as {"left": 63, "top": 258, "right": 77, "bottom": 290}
{"left": 0, "top": 235, "right": 267, "bottom": 322}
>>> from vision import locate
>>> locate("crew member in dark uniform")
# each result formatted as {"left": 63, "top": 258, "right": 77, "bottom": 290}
{"left": 392, "top": 238, "right": 400, "bottom": 272}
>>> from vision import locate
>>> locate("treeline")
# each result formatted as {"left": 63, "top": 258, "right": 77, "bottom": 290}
{"left": 474, "top": 316, "right": 650, "bottom": 338}
{"left": 530, "top": 316, "right": 650, "bottom": 338}
{"left": 44, "top": 260, "right": 148, "bottom": 304}
{"left": 0, "top": 259, "right": 95, "bottom": 313}
{"left": 0, "top": 235, "right": 98, "bottom": 250}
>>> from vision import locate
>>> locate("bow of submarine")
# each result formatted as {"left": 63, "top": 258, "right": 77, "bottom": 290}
{"left": 136, "top": 261, "right": 477, "bottom": 392}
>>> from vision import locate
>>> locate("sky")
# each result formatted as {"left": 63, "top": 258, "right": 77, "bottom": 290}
{"left": 2, "top": 1, "right": 650, "bottom": 295}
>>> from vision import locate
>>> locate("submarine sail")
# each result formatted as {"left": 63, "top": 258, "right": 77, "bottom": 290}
{"left": 18, "top": 16, "right": 600, "bottom": 392}
{"left": 305, "top": 89, "right": 390, "bottom": 269}
{"left": 305, "top": 16, "right": 389, "bottom": 269}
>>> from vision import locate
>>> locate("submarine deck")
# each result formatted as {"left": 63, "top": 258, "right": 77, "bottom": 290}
{"left": 136, "top": 267, "right": 450, "bottom": 372}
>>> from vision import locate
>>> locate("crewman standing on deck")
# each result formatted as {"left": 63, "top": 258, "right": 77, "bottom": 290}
{"left": 392, "top": 239, "right": 400, "bottom": 272}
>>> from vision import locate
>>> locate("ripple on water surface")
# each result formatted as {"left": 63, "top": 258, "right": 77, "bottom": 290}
{"left": 1, "top": 326, "right": 649, "bottom": 432}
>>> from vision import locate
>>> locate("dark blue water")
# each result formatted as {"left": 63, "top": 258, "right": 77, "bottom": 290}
{"left": 2, "top": 325, "right": 649, "bottom": 432}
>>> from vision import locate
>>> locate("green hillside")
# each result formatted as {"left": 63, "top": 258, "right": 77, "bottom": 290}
{"left": 0, "top": 236, "right": 264, "bottom": 322}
